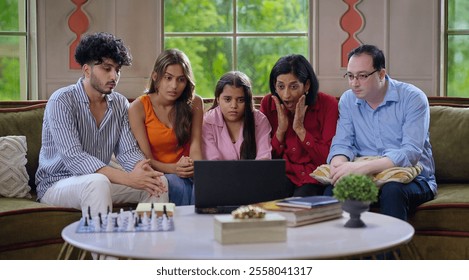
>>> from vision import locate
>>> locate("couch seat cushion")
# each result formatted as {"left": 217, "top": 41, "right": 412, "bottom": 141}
{"left": 0, "top": 105, "right": 45, "bottom": 190}
{"left": 0, "top": 198, "right": 81, "bottom": 253}
{"left": 409, "top": 184, "right": 469, "bottom": 232}
{"left": 430, "top": 106, "right": 469, "bottom": 182}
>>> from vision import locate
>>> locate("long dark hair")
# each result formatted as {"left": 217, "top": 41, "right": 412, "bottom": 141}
{"left": 269, "top": 54, "right": 319, "bottom": 106}
{"left": 210, "top": 71, "right": 256, "bottom": 159}
{"left": 146, "top": 49, "right": 195, "bottom": 147}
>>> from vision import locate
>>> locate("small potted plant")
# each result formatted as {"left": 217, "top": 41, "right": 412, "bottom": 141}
{"left": 333, "top": 174, "right": 379, "bottom": 228}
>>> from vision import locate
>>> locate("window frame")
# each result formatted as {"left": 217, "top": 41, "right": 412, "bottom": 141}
{"left": 161, "top": 0, "right": 314, "bottom": 96}
{"left": 441, "top": 0, "right": 469, "bottom": 97}
{"left": 0, "top": 0, "right": 37, "bottom": 100}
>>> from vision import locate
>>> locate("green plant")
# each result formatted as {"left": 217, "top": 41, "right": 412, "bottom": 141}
{"left": 333, "top": 174, "right": 379, "bottom": 203}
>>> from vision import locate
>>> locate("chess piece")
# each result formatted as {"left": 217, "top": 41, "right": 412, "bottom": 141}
{"left": 126, "top": 215, "right": 135, "bottom": 231}
{"left": 93, "top": 216, "right": 101, "bottom": 232}
{"left": 106, "top": 216, "right": 114, "bottom": 232}
{"left": 134, "top": 216, "right": 139, "bottom": 228}
{"left": 162, "top": 214, "right": 170, "bottom": 231}
{"left": 142, "top": 212, "right": 149, "bottom": 226}
{"left": 88, "top": 206, "right": 92, "bottom": 220}
{"left": 150, "top": 208, "right": 158, "bottom": 230}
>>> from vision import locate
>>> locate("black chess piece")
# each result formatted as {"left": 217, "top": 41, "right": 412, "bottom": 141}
{"left": 163, "top": 205, "right": 169, "bottom": 219}
{"left": 88, "top": 206, "right": 92, "bottom": 220}
{"left": 84, "top": 217, "right": 88, "bottom": 227}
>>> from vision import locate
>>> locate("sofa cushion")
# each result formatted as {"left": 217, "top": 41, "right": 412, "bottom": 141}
{"left": 0, "top": 135, "right": 31, "bottom": 198}
{"left": 0, "top": 198, "right": 81, "bottom": 259}
{"left": 0, "top": 104, "right": 45, "bottom": 190}
{"left": 311, "top": 156, "right": 421, "bottom": 187}
{"left": 430, "top": 106, "right": 469, "bottom": 182}
{"left": 409, "top": 184, "right": 469, "bottom": 232}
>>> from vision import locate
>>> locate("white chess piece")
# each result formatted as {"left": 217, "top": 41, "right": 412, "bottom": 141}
{"left": 162, "top": 215, "right": 170, "bottom": 231}
{"left": 141, "top": 212, "right": 149, "bottom": 226}
{"left": 106, "top": 216, "right": 114, "bottom": 232}
{"left": 150, "top": 208, "right": 158, "bottom": 230}
{"left": 126, "top": 215, "right": 135, "bottom": 231}
{"left": 93, "top": 216, "right": 101, "bottom": 232}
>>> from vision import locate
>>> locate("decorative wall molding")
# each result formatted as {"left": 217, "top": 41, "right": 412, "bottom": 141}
{"left": 340, "top": 0, "right": 364, "bottom": 68}
{"left": 68, "top": 0, "right": 89, "bottom": 69}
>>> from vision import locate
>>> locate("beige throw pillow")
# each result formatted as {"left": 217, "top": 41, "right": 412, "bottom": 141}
{"left": 0, "top": 135, "right": 31, "bottom": 198}
{"left": 311, "top": 156, "right": 422, "bottom": 187}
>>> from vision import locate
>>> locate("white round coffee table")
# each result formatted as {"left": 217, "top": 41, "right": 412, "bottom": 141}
{"left": 61, "top": 205, "right": 415, "bottom": 259}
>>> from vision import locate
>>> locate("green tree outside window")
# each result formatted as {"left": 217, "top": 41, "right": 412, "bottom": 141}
{"left": 447, "top": 0, "right": 469, "bottom": 97}
{"left": 164, "top": 0, "right": 308, "bottom": 98}
{"left": 0, "top": 0, "right": 24, "bottom": 101}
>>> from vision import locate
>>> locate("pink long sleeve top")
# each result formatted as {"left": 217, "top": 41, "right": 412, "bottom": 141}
{"left": 202, "top": 106, "right": 272, "bottom": 160}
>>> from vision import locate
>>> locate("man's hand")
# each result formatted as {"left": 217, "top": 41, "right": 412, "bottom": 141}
{"left": 329, "top": 156, "right": 395, "bottom": 185}
{"left": 130, "top": 159, "right": 167, "bottom": 196}
{"left": 330, "top": 161, "right": 366, "bottom": 185}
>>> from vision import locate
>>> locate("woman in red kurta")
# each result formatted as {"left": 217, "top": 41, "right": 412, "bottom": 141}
{"left": 260, "top": 54, "right": 338, "bottom": 197}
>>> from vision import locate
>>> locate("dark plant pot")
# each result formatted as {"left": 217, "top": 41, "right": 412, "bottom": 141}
{"left": 341, "top": 200, "right": 370, "bottom": 228}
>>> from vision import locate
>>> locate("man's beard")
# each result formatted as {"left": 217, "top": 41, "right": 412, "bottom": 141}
{"left": 90, "top": 74, "right": 115, "bottom": 95}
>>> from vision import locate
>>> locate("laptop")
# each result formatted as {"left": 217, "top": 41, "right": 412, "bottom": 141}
{"left": 193, "top": 159, "right": 288, "bottom": 214}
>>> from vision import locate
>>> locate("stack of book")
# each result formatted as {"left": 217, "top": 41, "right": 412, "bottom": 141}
{"left": 254, "top": 196, "right": 342, "bottom": 227}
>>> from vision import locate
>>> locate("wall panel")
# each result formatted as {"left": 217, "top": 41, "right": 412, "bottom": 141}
{"left": 37, "top": 0, "right": 439, "bottom": 99}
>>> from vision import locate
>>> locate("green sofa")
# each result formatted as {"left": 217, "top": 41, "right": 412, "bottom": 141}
{"left": 1, "top": 97, "right": 469, "bottom": 260}
{"left": 407, "top": 99, "right": 469, "bottom": 259}
{"left": 0, "top": 102, "right": 82, "bottom": 260}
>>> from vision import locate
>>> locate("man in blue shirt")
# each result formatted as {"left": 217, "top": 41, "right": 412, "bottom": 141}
{"left": 36, "top": 32, "right": 168, "bottom": 218}
{"left": 326, "top": 44, "right": 436, "bottom": 221}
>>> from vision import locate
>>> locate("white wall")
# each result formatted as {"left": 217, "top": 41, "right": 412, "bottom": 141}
{"left": 37, "top": 0, "right": 439, "bottom": 99}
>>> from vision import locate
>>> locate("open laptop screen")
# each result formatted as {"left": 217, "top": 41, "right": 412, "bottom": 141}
{"left": 193, "top": 159, "right": 287, "bottom": 214}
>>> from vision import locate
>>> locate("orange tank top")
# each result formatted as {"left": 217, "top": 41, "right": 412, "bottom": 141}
{"left": 140, "top": 95, "right": 190, "bottom": 163}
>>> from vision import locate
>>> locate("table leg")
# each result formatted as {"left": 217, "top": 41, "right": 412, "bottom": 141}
{"left": 57, "top": 242, "right": 88, "bottom": 260}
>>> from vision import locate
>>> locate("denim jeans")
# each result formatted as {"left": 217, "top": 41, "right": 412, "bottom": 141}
{"left": 324, "top": 179, "right": 434, "bottom": 221}
{"left": 165, "top": 174, "right": 194, "bottom": 206}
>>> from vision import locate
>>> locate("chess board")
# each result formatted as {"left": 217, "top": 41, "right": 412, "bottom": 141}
{"left": 76, "top": 208, "right": 174, "bottom": 233}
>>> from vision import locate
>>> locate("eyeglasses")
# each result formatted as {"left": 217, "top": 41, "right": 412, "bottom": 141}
{"left": 343, "top": 69, "right": 379, "bottom": 81}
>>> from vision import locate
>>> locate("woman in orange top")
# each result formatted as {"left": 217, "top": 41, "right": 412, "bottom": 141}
{"left": 129, "top": 49, "right": 203, "bottom": 205}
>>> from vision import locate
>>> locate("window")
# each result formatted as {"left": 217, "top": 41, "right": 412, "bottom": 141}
{"left": 446, "top": 0, "right": 469, "bottom": 97}
{"left": 0, "top": 0, "right": 29, "bottom": 100}
{"left": 163, "top": 0, "right": 309, "bottom": 97}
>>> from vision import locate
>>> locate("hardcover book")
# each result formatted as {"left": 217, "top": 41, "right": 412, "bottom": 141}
{"left": 254, "top": 198, "right": 342, "bottom": 227}
{"left": 276, "top": 195, "right": 340, "bottom": 209}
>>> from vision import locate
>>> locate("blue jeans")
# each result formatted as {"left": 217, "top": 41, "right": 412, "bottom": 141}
{"left": 165, "top": 174, "right": 194, "bottom": 206}
{"left": 324, "top": 179, "right": 434, "bottom": 221}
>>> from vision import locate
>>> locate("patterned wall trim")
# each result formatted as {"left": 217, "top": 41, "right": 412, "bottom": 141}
{"left": 68, "top": 0, "right": 89, "bottom": 69}
{"left": 340, "top": 0, "right": 364, "bottom": 68}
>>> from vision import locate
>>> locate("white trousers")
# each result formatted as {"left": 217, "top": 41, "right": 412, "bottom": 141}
{"left": 41, "top": 173, "right": 168, "bottom": 217}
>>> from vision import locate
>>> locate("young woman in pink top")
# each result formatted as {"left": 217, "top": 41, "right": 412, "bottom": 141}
{"left": 202, "top": 71, "right": 272, "bottom": 160}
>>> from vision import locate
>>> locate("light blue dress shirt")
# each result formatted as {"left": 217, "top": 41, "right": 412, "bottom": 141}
{"left": 327, "top": 76, "right": 437, "bottom": 194}
{"left": 35, "top": 78, "right": 145, "bottom": 200}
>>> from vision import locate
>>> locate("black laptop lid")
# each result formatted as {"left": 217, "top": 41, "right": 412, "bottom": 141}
{"left": 193, "top": 159, "right": 287, "bottom": 214}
